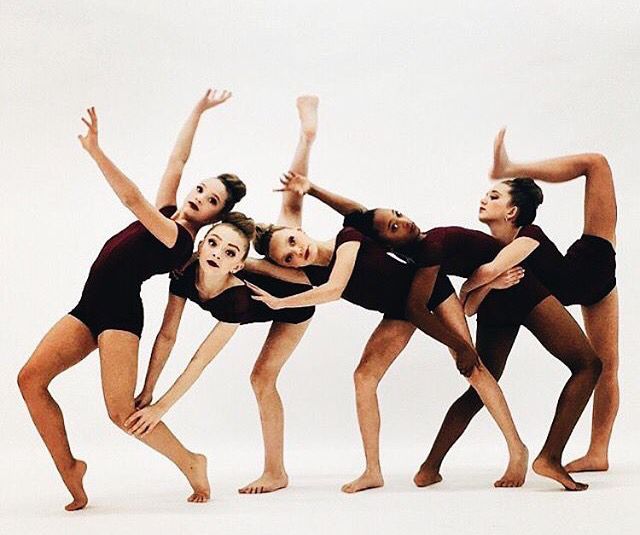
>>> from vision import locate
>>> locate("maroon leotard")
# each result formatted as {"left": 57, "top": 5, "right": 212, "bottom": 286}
{"left": 170, "top": 263, "right": 315, "bottom": 324}
{"left": 398, "top": 226, "right": 551, "bottom": 326}
{"left": 302, "top": 227, "right": 455, "bottom": 319}
{"left": 518, "top": 224, "right": 616, "bottom": 306}
{"left": 70, "top": 205, "right": 194, "bottom": 339}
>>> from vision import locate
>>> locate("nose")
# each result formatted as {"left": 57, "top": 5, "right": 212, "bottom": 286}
{"left": 297, "top": 246, "right": 304, "bottom": 257}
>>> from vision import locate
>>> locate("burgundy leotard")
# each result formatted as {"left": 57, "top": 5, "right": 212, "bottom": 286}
{"left": 170, "top": 262, "right": 315, "bottom": 324}
{"left": 69, "top": 205, "right": 194, "bottom": 339}
{"left": 518, "top": 225, "right": 616, "bottom": 306}
{"left": 398, "top": 226, "right": 550, "bottom": 325}
{"left": 302, "top": 227, "right": 455, "bottom": 319}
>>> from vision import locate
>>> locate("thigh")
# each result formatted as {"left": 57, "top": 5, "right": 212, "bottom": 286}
{"left": 22, "top": 315, "right": 97, "bottom": 382}
{"left": 583, "top": 156, "right": 617, "bottom": 245}
{"left": 252, "top": 319, "right": 311, "bottom": 376}
{"left": 432, "top": 294, "right": 474, "bottom": 348}
{"left": 475, "top": 323, "right": 520, "bottom": 380}
{"left": 523, "top": 296, "right": 595, "bottom": 369}
{"left": 355, "top": 318, "right": 416, "bottom": 380}
{"left": 582, "top": 288, "right": 618, "bottom": 371}
{"left": 98, "top": 329, "right": 139, "bottom": 412}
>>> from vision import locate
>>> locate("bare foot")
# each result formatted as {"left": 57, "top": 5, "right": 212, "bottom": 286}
{"left": 490, "top": 127, "right": 513, "bottom": 179}
{"left": 565, "top": 454, "right": 609, "bottom": 473}
{"left": 238, "top": 472, "right": 289, "bottom": 494}
{"left": 532, "top": 455, "right": 588, "bottom": 491}
{"left": 341, "top": 470, "right": 384, "bottom": 493}
{"left": 413, "top": 465, "right": 443, "bottom": 488}
{"left": 495, "top": 445, "right": 529, "bottom": 488}
{"left": 296, "top": 95, "right": 319, "bottom": 142}
{"left": 183, "top": 453, "right": 210, "bottom": 503}
{"left": 62, "top": 459, "right": 88, "bottom": 511}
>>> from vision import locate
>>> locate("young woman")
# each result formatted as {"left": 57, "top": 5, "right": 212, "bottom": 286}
{"left": 131, "top": 95, "right": 321, "bottom": 495}
{"left": 18, "top": 90, "right": 243, "bottom": 510}
{"left": 245, "top": 177, "right": 530, "bottom": 493}
{"left": 461, "top": 129, "right": 618, "bottom": 473}
{"left": 123, "top": 215, "right": 314, "bottom": 500}
{"left": 268, "top": 172, "right": 602, "bottom": 491}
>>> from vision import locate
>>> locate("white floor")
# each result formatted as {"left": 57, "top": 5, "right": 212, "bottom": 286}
{"left": 2, "top": 447, "right": 639, "bottom": 535}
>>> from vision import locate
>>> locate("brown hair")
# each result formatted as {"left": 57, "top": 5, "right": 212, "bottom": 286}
{"left": 253, "top": 223, "right": 286, "bottom": 258}
{"left": 205, "top": 211, "right": 256, "bottom": 259}
{"left": 217, "top": 173, "right": 247, "bottom": 214}
{"left": 504, "top": 178, "right": 544, "bottom": 226}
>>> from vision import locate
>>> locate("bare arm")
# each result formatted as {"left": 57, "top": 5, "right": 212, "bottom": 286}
{"left": 247, "top": 242, "right": 359, "bottom": 308}
{"left": 463, "top": 267, "right": 525, "bottom": 317}
{"left": 459, "top": 237, "right": 538, "bottom": 297}
{"left": 125, "top": 321, "right": 239, "bottom": 437}
{"left": 135, "top": 294, "right": 187, "bottom": 408}
{"left": 78, "top": 108, "right": 181, "bottom": 247}
{"left": 156, "top": 89, "right": 232, "bottom": 208}
{"left": 243, "top": 257, "right": 311, "bottom": 285}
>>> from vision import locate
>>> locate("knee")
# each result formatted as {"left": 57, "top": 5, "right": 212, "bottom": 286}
{"left": 353, "top": 366, "right": 379, "bottom": 392}
{"left": 17, "top": 365, "right": 46, "bottom": 397}
{"left": 587, "top": 153, "right": 610, "bottom": 173}
{"left": 250, "top": 365, "right": 278, "bottom": 396}
{"left": 106, "top": 404, "right": 134, "bottom": 430}
{"left": 571, "top": 350, "right": 603, "bottom": 379}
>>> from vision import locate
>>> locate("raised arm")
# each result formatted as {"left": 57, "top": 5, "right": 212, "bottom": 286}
{"left": 125, "top": 321, "right": 239, "bottom": 437}
{"left": 247, "top": 242, "right": 359, "bottom": 308}
{"left": 459, "top": 237, "right": 538, "bottom": 297}
{"left": 79, "top": 108, "right": 185, "bottom": 247}
{"left": 156, "top": 89, "right": 232, "bottom": 208}
{"left": 135, "top": 293, "right": 187, "bottom": 409}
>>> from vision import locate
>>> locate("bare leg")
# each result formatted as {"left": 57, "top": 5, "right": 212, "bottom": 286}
{"left": 428, "top": 296, "right": 528, "bottom": 487}
{"left": 341, "top": 318, "right": 416, "bottom": 493}
{"left": 239, "top": 320, "right": 311, "bottom": 494}
{"left": 98, "top": 330, "right": 210, "bottom": 503}
{"left": 414, "top": 323, "right": 520, "bottom": 487}
{"left": 566, "top": 288, "right": 619, "bottom": 472}
{"left": 523, "top": 298, "right": 602, "bottom": 491}
{"left": 18, "top": 315, "right": 96, "bottom": 511}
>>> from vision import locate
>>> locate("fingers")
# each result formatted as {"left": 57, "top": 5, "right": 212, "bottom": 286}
{"left": 124, "top": 412, "right": 140, "bottom": 428}
{"left": 245, "top": 281, "right": 267, "bottom": 296}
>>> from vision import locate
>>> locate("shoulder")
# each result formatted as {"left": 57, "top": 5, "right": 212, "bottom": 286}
{"left": 337, "top": 226, "right": 367, "bottom": 246}
{"left": 169, "top": 262, "right": 197, "bottom": 298}
{"left": 519, "top": 224, "right": 546, "bottom": 241}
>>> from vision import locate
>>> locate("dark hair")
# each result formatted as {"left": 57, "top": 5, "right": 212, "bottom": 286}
{"left": 205, "top": 211, "right": 255, "bottom": 259}
{"left": 504, "top": 178, "right": 544, "bottom": 226}
{"left": 343, "top": 209, "right": 380, "bottom": 240}
{"left": 217, "top": 173, "right": 247, "bottom": 213}
{"left": 253, "top": 223, "right": 286, "bottom": 258}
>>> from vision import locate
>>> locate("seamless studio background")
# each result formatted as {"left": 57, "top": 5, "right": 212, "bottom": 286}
{"left": 2, "top": 1, "right": 639, "bottom": 533}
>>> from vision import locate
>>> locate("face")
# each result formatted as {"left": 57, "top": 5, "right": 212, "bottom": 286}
{"left": 268, "top": 227, "right": 318, "bottom": 268}
{"left": 371, "top": 208, "right": 421, "bottom": 247}
{"left": 479, "top": 181, "right": 517, "bottom": 225}
{"left": 182, "top": 177, "right": 229, "bottom": 224}
{"left": 198, "top": 224, "right": 248, "bottom": 275}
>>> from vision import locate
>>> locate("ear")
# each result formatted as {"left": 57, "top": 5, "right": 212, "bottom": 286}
{"left": 506, "top": 205, "right": 518, "bottom": 223}
{"left": 197, "top": 240, "right": 204, "bottom": 253}
{"left": 231, "top": 261, "right": 245, "bottom": 274}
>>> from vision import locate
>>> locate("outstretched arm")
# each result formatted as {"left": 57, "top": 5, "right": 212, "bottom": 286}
{"left": 248, "top": 242, "right": 359, "bottom": 308}
{"left": 125, "top": 321, "right": 239, "bottom": 437}
{"left": 459, "top": 237, "right": 538, "bottom": 297}
{"left": 79, "top": 107, "right": 182, "bottom": 247}
{"left": 243, "top": 257, "right": 310, "bottom": 285}
{"left": 156, "top": 89, "right": 232, "bottom": 208}
{"left": 135, "top": 293, "right": 187, "bottom": 409}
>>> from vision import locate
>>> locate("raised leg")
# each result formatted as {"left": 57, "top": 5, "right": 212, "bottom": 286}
{"left": 414, "top": 323, "right": 520, "bottom": 487}
{"left": 566, "top": 288, "right": 619, "bottom": 472}
{"left": 523, "top": 297, "right": 602, "bottom": 491}
{"left": 341, "top": 318, "right": 416, "bottom": 493}
{"left": 238, "top": 320, "right": 311, "bottom": 494}
{"left": 98, "top": 330, "right": 210, "bottom": 503}
{"left": 18, "top": 315, "right": 97, "bottom": 511}
{"left": 428, "top": 296, "right": 528, "bottom": 487}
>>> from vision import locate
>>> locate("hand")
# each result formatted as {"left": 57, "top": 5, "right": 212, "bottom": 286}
{"left": 194, "top": 88, "right": 232, "bottom": 114}
{"left": 490, "top": 267, "right": 525, "bottom": 290}
{"left": 78, "top": 107, "right": 99, "bottom": 153}
{"left": 273, "top": 171, "right": 311, "bottom": 196}
{"left": 245, "top": 281, "right": 284, "bottom": 309}
{"left": 124, "top": 404, "right": 167, "bottom": 438}
{"left": 134, "top": 390, "right": 153, "bottom": 410}
{"left": 455, "top": 345, "right": 481, "bottom": 377}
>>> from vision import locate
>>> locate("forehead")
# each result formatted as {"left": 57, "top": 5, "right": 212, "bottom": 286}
{"left": 491, "top": 182, "right": 511, "bottom": 196}
{"left": 372, "top": 208, "right": 393, "bottom": 230}
{"left": 207, "top": 224, "right": 246, "bottom": 245}
{"left": 201, "top": 177, "right": 229, "bottom": 200}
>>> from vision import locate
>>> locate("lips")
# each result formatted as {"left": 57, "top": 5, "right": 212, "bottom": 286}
{"left": 206, "top": 259, "right": 219, "bottom": 268}
{"left": 188, "top": 201, "right": 199, "bottom": 212}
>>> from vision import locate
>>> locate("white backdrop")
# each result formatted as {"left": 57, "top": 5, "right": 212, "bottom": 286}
{"left": 2, "top": 1, "right": 639, "bottom": 533}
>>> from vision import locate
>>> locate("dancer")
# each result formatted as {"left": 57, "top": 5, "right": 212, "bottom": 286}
{"left": 272, "top": 172, "right": 601, "bottom": 491}
{"left": 124, "top": 215, "right": 314, "bottom": 492}
{"left": 132, "top": 96, "right": 321, "bottom": 495}
{"left": 18, "top": 90, "right": 241, "bottom": 509}
{"left": 247, "top": 177, "right": 529, "bottom": 492}
{"left": 461, "top": 129, "right": 617, "bottom": 473}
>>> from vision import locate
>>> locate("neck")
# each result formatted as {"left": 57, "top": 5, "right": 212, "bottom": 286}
{"left": 173, "top": 211, "right": 200, "bottom": 239}
{"left": 195, "top": 263, "right": 236, "bottom": 297}
{"left": 486, "top": 219, "right": 521, "bottom": 244}
{"left": 314, "top": 238, "right": 336, "bottom": 266}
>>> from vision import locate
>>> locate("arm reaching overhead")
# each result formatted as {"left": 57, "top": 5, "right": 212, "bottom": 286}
{"left": 248, "top": 241, "right": 359, "bottom": 308}
{"left": 79, "top": 107, "right": 184, "bottom": 247}
{"left": 460, "top": 237, "right": 538, "bottom": 296}
{"left": 125, "top": 321, "right": 239, "bottom": 437}
{"left": 135, "top": 293, "right": 187, "bottom": 409}
{"left": 156, "top": 88, "right": 232, "bottom": 208}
